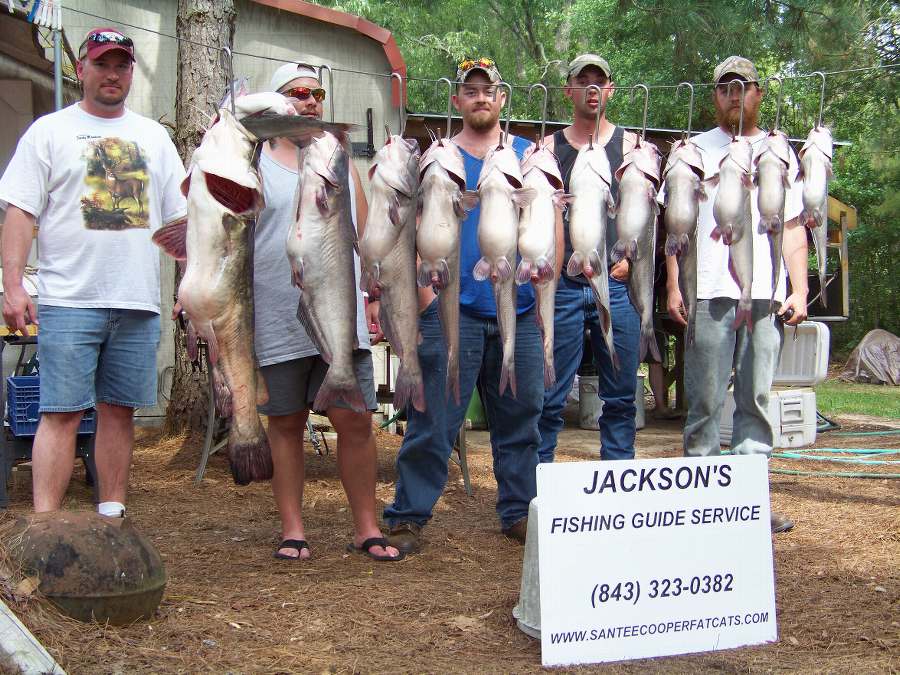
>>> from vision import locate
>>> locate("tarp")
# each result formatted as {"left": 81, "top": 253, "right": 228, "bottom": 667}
{"left": 839, "top": 329, "right": 900, "bottom": 386}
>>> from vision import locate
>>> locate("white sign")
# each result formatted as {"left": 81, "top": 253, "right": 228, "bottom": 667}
{"left": 536, "top": 455, "right": 776, "bottom": 667}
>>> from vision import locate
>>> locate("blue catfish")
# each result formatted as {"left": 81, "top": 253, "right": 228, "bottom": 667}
{"left": 754, "top": 130, "right": 792, "bottom": 313}
{"left": 797, "top": 126, "right": 832, "bottom": 307}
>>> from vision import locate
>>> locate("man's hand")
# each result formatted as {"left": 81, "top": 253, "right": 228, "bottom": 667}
{"left": 779, "top": 292, "right": 808, "bottom": 326}
{"left": 2, "top": 284, "right": 37, "bottom": 335}
{"left": 610, "top": 259, "right": 630, "bottom": 281}
{"left": 666, "top": 286, "right": 688, "bottom": 327}
{"left": 366, "top": 299, "right": 383, "bottom": 344}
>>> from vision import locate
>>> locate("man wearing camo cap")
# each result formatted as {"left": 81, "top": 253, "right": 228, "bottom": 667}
{"left": 665, "top": 55, "right": 809, "bottom": 534}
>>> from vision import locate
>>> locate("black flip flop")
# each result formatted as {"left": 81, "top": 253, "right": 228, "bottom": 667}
{"left": 274, "top": 539, "right": 310, "bottom": 560}
{"left": 346, "top": 536, "right": 405, "bottom": 562}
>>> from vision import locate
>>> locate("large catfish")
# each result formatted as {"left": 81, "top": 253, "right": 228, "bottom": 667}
{"left": 286, "top": 132, "right": 366, "bottom": 413}
{"left": 153, "top": 93, "right": 344, "bottom": 485}
{"left": 567, "top": 139, "right": 618, "bottom": 368}
{"left": 517, "top": 145, "right": 566, "bottom": 386}
{"left": 417, "top": 138, "right": 477, "bottom": 404}
{"left": 663, "top": 138, "right": 706, "bottom": 346}
{"left": 754, "top": 129, "right": 792, "bottom": 313}
{"left": 359, "top": 134, "right": 425, "bottom": 412}
{"left": 797, "top": 125, "right": 832, "bottom": 307}
{"left": 474, "top": 137, "right": 535, "bottom": 398}
{"left": 710, "top": 136, "right": 755, "bottom": 331}
{"left": 611, "top": 137, "right": 662, "bottom": 362}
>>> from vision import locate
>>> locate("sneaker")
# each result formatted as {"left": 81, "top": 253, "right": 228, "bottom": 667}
{"left": 771, "top": 512, "right": 794, "bottom": 534}
{"left": 386, "top": 522, "right": 423, "bottom": 554}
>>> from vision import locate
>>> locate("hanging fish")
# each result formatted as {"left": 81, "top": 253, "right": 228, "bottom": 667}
{"left": 359, "top": 133, "right": 425, "bottom": 412}
{"left": 754, "top": 129, "right": 793, "bottom": 313}
{"left": 612, "top": 137, "right": 663, "bottom": 362}
{"left": 797, "top": 125, "right": 832, "bottom": 307}
{"left": 709, "top": 136, "right": 755, "bottom": 331}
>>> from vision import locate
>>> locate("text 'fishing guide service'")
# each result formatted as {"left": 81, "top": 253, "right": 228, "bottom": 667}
{"left": 536, "top": 455, "right": 776, "bottom": 667}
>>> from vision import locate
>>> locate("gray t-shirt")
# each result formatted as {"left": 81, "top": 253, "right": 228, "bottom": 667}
{"left": 253, "top": 150, "right": 369, "bottom": 367}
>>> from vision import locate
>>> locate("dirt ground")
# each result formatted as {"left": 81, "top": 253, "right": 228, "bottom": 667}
{"left": 0, "top": 406, "right": 897, "bottom": 674}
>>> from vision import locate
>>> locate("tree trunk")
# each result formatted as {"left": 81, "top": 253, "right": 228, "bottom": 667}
{"left": 164, "top": 0, "right": 236, "bottom": 435}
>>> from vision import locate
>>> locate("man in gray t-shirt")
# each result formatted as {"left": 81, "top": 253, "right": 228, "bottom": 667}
{"left": 254, "top": 62, "right": 400, "bottom": 562}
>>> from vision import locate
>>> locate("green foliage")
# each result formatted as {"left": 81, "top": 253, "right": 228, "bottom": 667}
{"left": 319, "top": 0, "right": 898, "bottom": 352}
{"left": 815, "top": 379, "right": 900, "bottom": 418}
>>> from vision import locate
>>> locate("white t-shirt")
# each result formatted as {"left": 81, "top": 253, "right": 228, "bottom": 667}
{"left": 0, "top": 103, "right": 187, "bottom": 313}
{"left": 690, "top": 126, "right": 803, "bottom": 303}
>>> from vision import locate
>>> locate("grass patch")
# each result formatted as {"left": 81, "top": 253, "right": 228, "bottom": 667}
{"left": 815, "top": 379, "right": 900, "bottom": 418}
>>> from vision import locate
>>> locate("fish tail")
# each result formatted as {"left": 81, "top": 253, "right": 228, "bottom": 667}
{"left": 819, "top": 267, "right": 828, "bottom": 308}
{"left": 313, "top": 371, "right": 367, "bottom": 414}
{"left": 640, "top": 325, "right": 662, "bottom": 363}
{"left": 499, "top": 360, "right": 517, "bottom": 399}
{"left": 446, "top": 362, "right": 461, "bottom": 406}
{"left": 228, "top": 429, "right": 273, "bottom": 486}
{"left": 473, "top": 257, "right": 492, "bottom": 281}
{"left": 685, "top": 319, "right": 696, "bottom": 349}
{"left": 543, "top": 353, "right": 556, "bottom": 389}
{"left": 515, "top": 259, "right": 534, "bottom": 286}
{"left": 394, "top": 364, "right": 426, "bottom": 413}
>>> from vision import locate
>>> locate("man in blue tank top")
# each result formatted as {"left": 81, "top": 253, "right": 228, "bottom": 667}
{"left": 537, "top": 54, "right": 643, "bottom": 464}
{"left": 384, "top": 58, "right": 544, "bottom": 552}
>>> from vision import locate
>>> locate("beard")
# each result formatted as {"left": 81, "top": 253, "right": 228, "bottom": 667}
{"left": 465, "top": 108, "right": 500, "bottom": 132}
{"left": 92, "top": 86, "right": 127, "bottom": 108}
{"left": 716, "top": 103, "right": 760, "bottom": 135}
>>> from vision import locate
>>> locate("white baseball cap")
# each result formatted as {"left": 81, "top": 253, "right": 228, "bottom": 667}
{"left": 269, "top": 62, "right": 320, "bottom": 93}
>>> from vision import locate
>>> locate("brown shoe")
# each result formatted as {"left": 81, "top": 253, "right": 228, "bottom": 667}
{"left": 502, "top": 517, "right": 528, "bottom": 544}
{"left": 387, "top": 522, "right": 423, "bottom": 554}
{"left": 771, "top": 512, "right": 794, "bottom": 534}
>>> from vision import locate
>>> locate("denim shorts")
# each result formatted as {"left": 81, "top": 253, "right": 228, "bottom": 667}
{"left": 37, "top": 305, "right": 160, "bottom": 412}
{"left": 258, "top": 350, "right": 376, "bottom": 417}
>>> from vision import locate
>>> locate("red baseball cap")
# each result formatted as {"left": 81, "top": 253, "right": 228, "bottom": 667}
{"left": 80, "top": 28, "right": 135, "bottom": 61}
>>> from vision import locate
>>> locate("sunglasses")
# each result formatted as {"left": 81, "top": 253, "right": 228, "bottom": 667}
{"left": 458, "top": 57, "right": 495, "bottom": 73}
{"left": 87, "top": 31, "right": 133, "bottom": 48}
{"left": 282, "top": 86, "right": 326, "bottom": 103}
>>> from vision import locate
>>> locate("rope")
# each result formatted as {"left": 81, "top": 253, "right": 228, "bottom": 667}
{"left": 770, "top": 468, "right": 900, "bottom": 479}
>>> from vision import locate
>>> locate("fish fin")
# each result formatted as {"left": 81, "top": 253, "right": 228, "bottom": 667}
{"left": 152, "top": 218, "right": 188, "bottom": 260}
{"left": 496, "top": 257, "right": 513, "bottom": 282}
{"left": 685, "top": 318, "right": 696, "bottom": 349}
{"left": 435, "top": 259, "right": 451, "bottom": 290}
{"left": 609, "top": 242, "right": 626, "bottom": 264}
{"left": 515, "top": 260, "right": 533, "bottom": 286}
{"left": 416, "top": 263, "right": 433, "bottom": 289}
{"left": 447, "top": 368, "right": 460, "bottom": 406}
{"left": 368, "top": 163, "right": 378, "bottom": 181}
{"left": 553, "top": 191, "right": 574, "bottom": 209}
{"left": 544, "top": 357, "right": 556, "bottom": 389}
{"left": 185, "top": 319, "right": 199, "bottom": 363}
{"left": 741, "top": 172, "right": 755, "bottom": 190}
{"left": 461, "top": 190, "right": 480, "bottom": 211}
{"left": 314, "top": 373, "right": 367, "bottom": 414}
{"left": 228, "top": 429, "right": 273, "bottom": 486}
{"left": 205, "top": 172, "right": 258, "bottom": 214}
{"left": 295, "top": 301, "right": 333, "bottom": 363}
{"left": 379, "top": 308, "right": 400, "bottom": 358}
{"left": 664, "top": 234, "right": 680, "bottom": 257}
{"left": 588, "top": 250, "right": 605, "bottom": 277}
{"left": 499, "top": 363, "right": 517, "bottom": 399}
{"left": 697, "top": 184, "right": 708, "bottom": 201}
{"left": 388, "top": 194, "right": 402, "bottom": 226}
{"left": 825, "top": 160, "right": 833, "bottom": 179}
{"left": 705, "top": 174, "right": 720, "bottom": 188}
{"left": 512, "top": 187, "right": 538, "bottom": 208}
{"left": 203, "top": 328, "right": 220, "bottom": 366}
{"left": 566, "top": 252, "right": 585, "bottom": 277}
{"left": 315, "top": 185, "right": 330, "bottom": 214}
{"left": 394, "top": 364, "right": 426, "bottom": 413}
{"left": 536, "top": 257, "right": 555, "bottom": 283}
{"left": 211, "top": 364, "right": 231, "bottom": 417}
{"left": 795, "top": 167, "right": 804, "bottom": 183}
{"left": 606, "top": 194, "right": 617, "bottom": 218}
{"left": 752, "top": 171, "right": 759, "bottom": 187}
{"left": 256, "top": 371, "right": 269, "bottom": 406}
{"left": 473, "top": 257, "right": 492, "bottom": 282}
{"left": 782, "top": 172, "right": 792, "bottom": 190}
{"left": 727, "top": 256, "right": 741, "bottom": 287}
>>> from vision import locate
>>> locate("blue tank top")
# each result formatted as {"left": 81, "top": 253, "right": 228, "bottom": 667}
{"left": 458, "top": 135, "right": 535, "bottom": 318}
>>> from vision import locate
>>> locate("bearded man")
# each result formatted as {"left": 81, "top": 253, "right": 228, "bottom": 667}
{"left": 383, "top": 58, "right": 548, "bottom": 553}
{"left": 664, "top": 56, "right": 809, "bottom": 533}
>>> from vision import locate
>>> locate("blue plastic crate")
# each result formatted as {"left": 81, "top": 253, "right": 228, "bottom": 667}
{"left": 5, "top": 376, "right": 96, "bottom": 437}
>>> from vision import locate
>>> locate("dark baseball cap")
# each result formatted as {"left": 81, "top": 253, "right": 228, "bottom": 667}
{"left": 80, "top": 28, "right": 135, "bottom": 62}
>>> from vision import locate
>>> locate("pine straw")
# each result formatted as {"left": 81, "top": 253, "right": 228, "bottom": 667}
{"left": 0, "top": 416, "right": 896, "bottom": 674}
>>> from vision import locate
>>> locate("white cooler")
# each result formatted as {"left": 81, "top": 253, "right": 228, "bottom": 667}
{"left": 719, "top": 321, "right": 829, "bottom": 448}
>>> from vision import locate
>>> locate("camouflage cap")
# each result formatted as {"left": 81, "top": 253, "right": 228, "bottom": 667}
{"left": 713, "top": 56, "right": 760, "bottom": 84}
{"left": 567, "top": 54, "right": 612, "bottom": 80}
{"left": 456, "top": 57, "right": 502, "bottom": 83}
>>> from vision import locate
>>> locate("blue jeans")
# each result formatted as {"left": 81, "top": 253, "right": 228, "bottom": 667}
{"left": 384, "top": 300, "right": 544, "bottom": 529}
{"left": 37, "top": 305, "right": 160, "bottom": 412}
{"left": 683, "top": 298, "right": 783, "bottom": 457}
{"left": 537, "top": 276, "right": 641, "bottom": 462}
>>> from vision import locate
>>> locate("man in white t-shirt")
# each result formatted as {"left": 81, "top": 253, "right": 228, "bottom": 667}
{"left": 0, "top": 28, "right": 187, "bottom": 516}
{"left": 665, "top": 56, "right": 809, "bottom": 534}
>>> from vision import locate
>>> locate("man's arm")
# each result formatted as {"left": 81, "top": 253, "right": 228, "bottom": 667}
{"left": 779, "top": 216, "right": 808, "bottom": 325}
{"left": 1, "top": 205, "right": 38, "bottom": 333}
{"left": 665, "top": 253, "right": 687, "bottom": 326}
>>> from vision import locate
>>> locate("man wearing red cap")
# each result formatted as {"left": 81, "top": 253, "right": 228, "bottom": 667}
{"left": 0, "top": 28, "right": 187, "bottom": 517}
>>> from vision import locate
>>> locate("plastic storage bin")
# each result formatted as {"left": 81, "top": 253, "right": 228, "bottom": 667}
{"left": 774, "top": 321, "right": 830, "bottom": 386}
{"left": 6, "top": 376, "right": 96, "bottom": 437}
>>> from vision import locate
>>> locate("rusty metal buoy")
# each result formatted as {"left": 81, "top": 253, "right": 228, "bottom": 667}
{"left": 12, "top": 511, "right": 166, "bottom": 625}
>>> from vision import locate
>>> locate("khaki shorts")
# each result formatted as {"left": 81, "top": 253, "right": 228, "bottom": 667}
{"left": 258, "top": 350, "right": 377, "bottom": 416}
